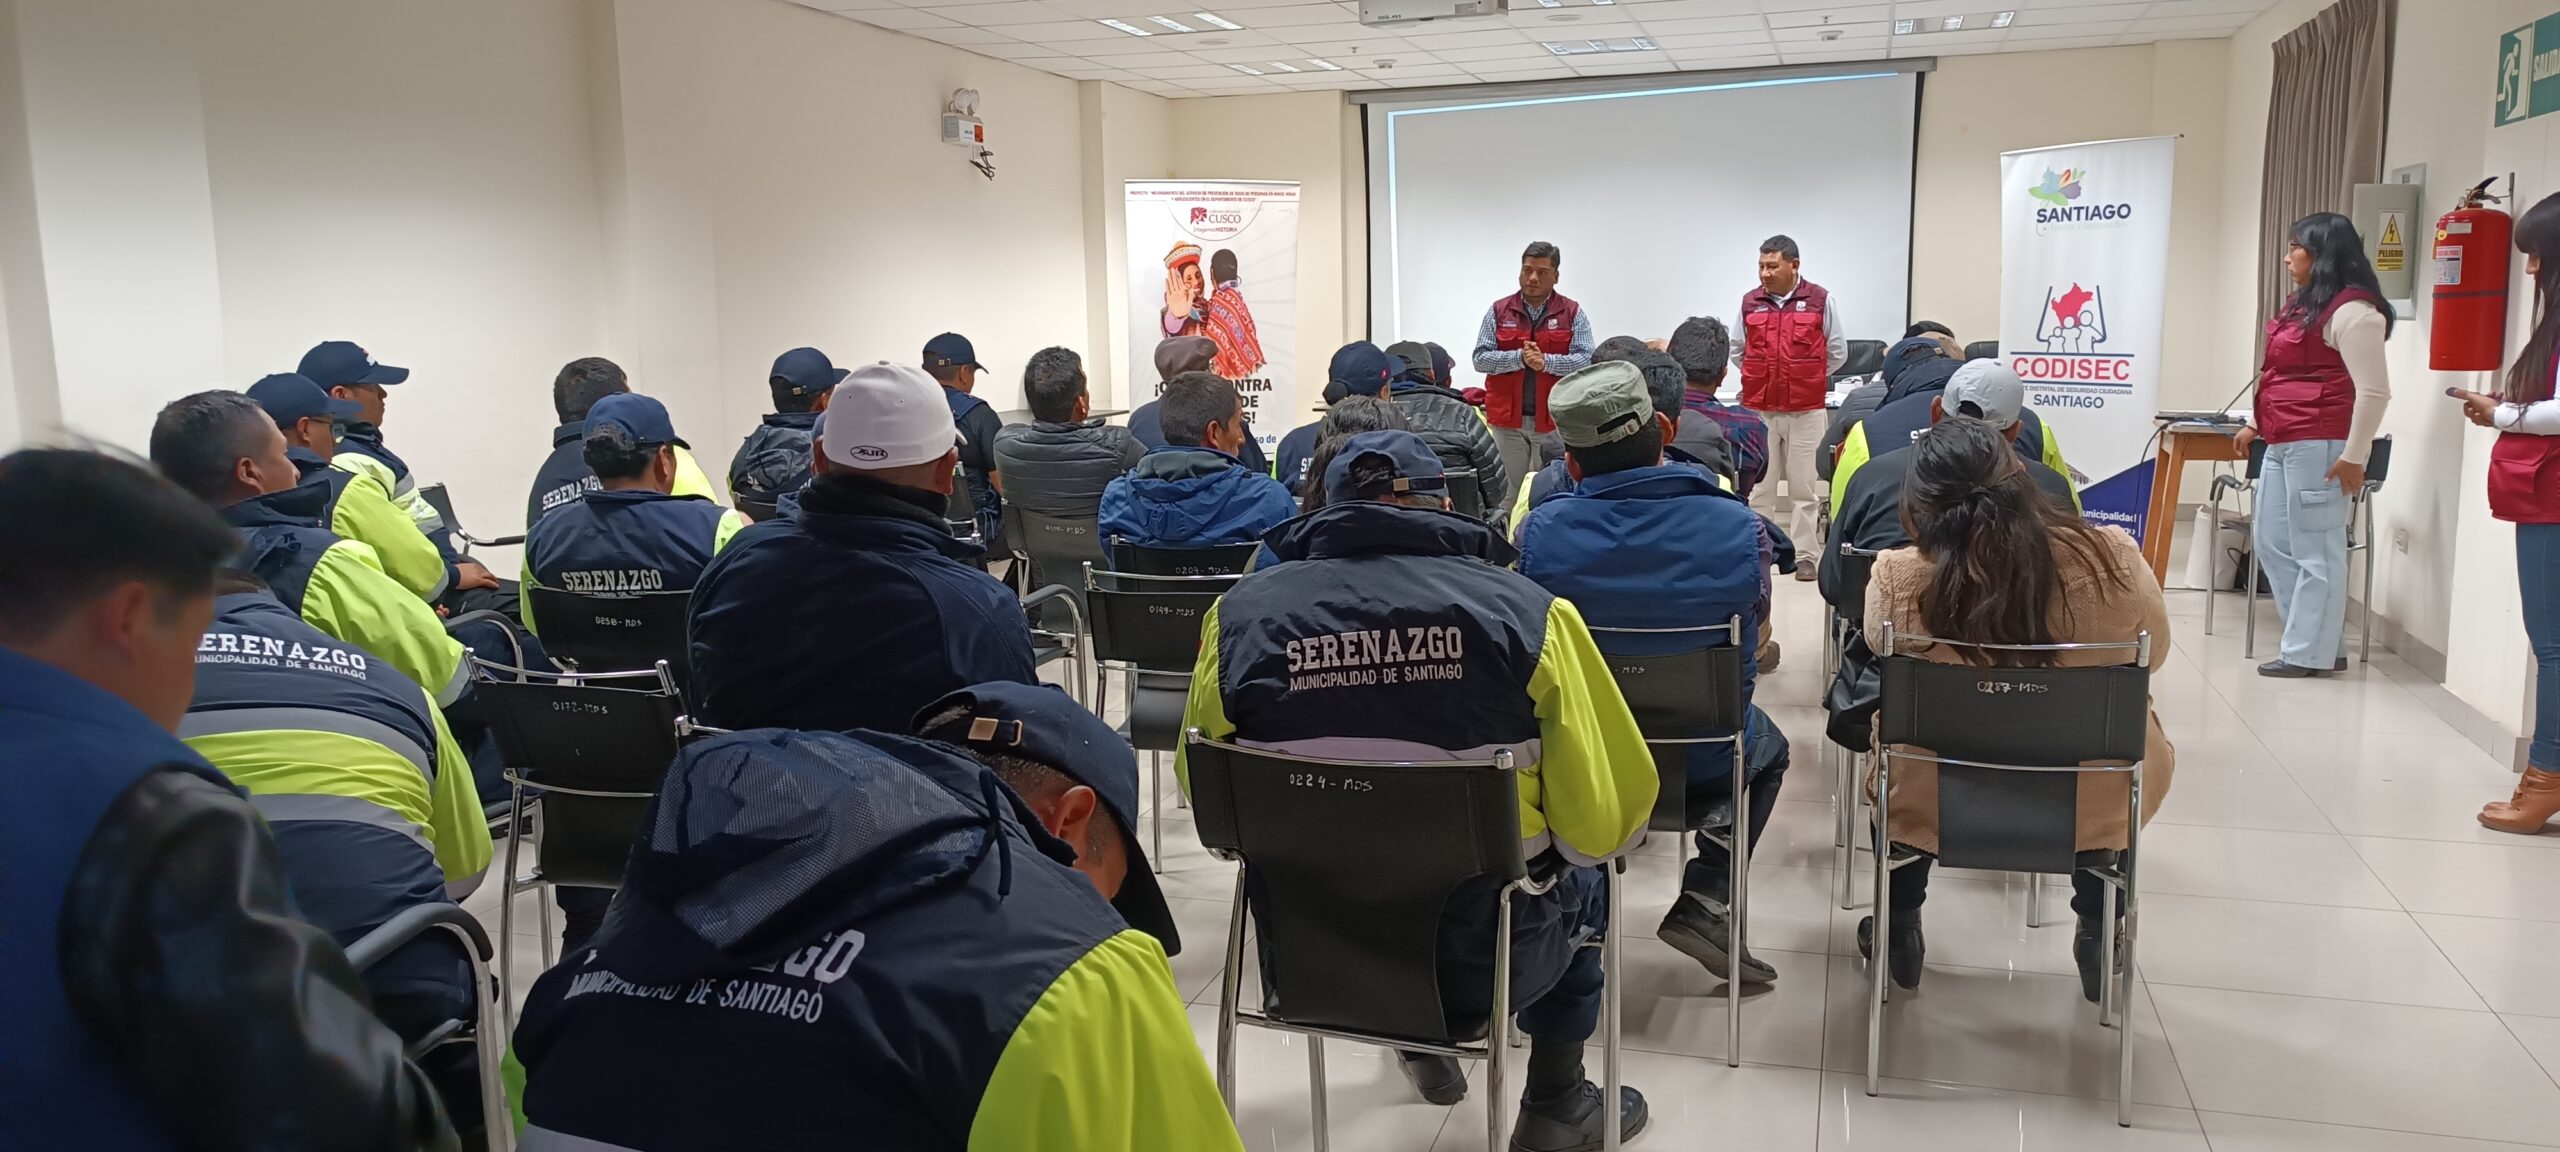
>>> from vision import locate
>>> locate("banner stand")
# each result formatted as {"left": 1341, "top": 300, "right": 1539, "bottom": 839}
{"left": 1124, "top": 181, "right": 1303, "bottom": 454}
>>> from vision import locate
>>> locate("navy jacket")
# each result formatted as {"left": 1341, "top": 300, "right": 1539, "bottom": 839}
{"left": 945, "top": 388, "right": 1005, "bottom": 543}
{"left": 687, "top": 474, "right": 1037, "bottom": 733}
{"left": 728, "top": 411, "right": 819, "bottom": 515}
{"left": 1129, "top": 399, "right": 1269, "bottom": 473}
{"left": 1273, "top": 419, "right": 1322, "bottom": 496}
{"left": 1099, "top": 446, "right": 1298, "bottom": 550}
{"left": 525, "top": 490, "right": 737, "bottom": 601}
{"left": 528, "top": 422, "right": 598, "bottom": 529}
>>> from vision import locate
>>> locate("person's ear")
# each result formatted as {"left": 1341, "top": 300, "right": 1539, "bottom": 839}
{"left": 328, "top": 384, "right": 359, "bottom": 403}
{"left": 94, "top": 580, "right": 155, "bottom": 663}
{"left": 2004, "top": 419, "right": 2024, "bottom": 439}
{"left": 810, "top": 389, "right": 832, "bottom": 415}
{"left": 1047, "top": 785, "right": 1102, "bottom": 864}
{"left": 1929, "top": 397, "right": 1946, "bottom": 425}
{"left": 1656, "top": 411, "right": 1676, "bottom": 441}
{"left": 234, "top": 454, "right": 262, "bottom": 493}
{"left": 654, "top": 445, "right": 679, "bottom": 487}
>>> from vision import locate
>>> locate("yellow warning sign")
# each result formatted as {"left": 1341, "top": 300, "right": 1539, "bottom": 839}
{"left": 2376, "top": 210, "right": 2408, "bottom": 273}
{"left": 2380, "top": 216, "right": 2401, "bottom": 245}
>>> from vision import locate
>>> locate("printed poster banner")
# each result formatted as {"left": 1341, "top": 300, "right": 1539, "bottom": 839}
{"left": 1999, "top": 135, "right": 2177, "bottom": 540}
{"left": 1125, "top": 180, "right": 1301, "bottom": 454}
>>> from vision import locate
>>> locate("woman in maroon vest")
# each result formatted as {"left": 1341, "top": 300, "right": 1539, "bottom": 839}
{"left": 2452, "top": 192, "right": 2560, "bottom": 834}
{"left": 2234, "top": 213, "right": 2394, "bottom": 678}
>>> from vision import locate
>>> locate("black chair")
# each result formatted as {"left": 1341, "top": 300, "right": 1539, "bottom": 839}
{"left": 1111, "top": 538, "right": 1258, "bottom": 577}
{"left": 1833, "top": 339, "right": 1886, "bottom": 383}
{"left": 469, "top": 658, "right": 698, "bottom": 1024}
{"left": 345, "top": 903, "right": 511, "bottom": 1149}
{"left": 1867, "top": 622, "right": 2153, "bottom": 1126}
{"left": 418, "top": 482, "right": 524, "bottom": 550}
{"left": 2224, "top": 435, "right": 2391, "bottom": 664}
{"left": 1445, "top": 469, "right": 1485, "bottom": 520}
{"left": 1964, "top": 340, "right": 2000, "bottom": 362}
{"left": 1186, "top": 733, "right": 1626, "bottom": 1152}
{"left": 1085, "top": 561, "right": 1239, "bottom": 871}
{"left": 1829, "top": 541, "right": 1885, "bottom": 909}
{"left": 1004, "top": 505, "right": 1107, "bottom": 604}
{"left": 523, "top": 587, "right": 693, "bottom": 686}
{"left": 1590, "top": 617, "right": 1749, "bottom": 1065}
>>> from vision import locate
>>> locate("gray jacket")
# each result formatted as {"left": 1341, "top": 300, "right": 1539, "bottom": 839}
{"left": 1388, "top": 380, "right": 1506, "bottom": 501}
{"left": 991, "top": 419, "right": 1145, "bottom": 518}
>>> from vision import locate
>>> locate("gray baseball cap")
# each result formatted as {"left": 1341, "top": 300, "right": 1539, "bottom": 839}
{"left": 1943, "top": 359, "right": 2026, "bottom": 427}
{"left": 1548, "top": 360, "right": 1655, "bottom": 450}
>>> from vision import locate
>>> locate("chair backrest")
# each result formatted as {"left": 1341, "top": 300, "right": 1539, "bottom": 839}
{"left": 524, "top": 587, "right": 694, "bottom": 684}
{"left": 1835, "top": 339, "right": 1886, "bottom": 380}
{"left": 471, "top": 662, "right": 689, "bottom": 888}
{"left": 1875, "top": 623, "right": 2152, "bottom": 875}
{"left": 1186, "top": 734, "right": 1528, "bottom": 1044}
{"left": 1083, "top": 563, "right": 1237, "bottom": 672}
{"left": 1004, "top": 504, "right": 1106, "bottom": 598}
{"left": 1835, "top": 542, "right": 1883, "bottom": 630}
{"left": 1590, "top": 619, "right": 1746, "bottom": 833}
{"left": 2365, "top": 434, "right": 2393, "bottom": 488}
{"left": 1111, "top": 538, "right": 1258, "bottom": 576}
{"left": 1963, "top": 340, "right": 1999, "bottom": 362}
{"left": 1444, "top": 469, "right": 1484, "bottom": 520}
{"left": 418, "top": 483, "right": 460, "bottom": 531}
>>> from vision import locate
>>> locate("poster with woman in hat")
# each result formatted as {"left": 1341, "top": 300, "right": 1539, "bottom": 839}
{"left": 1161, "top": 242, "right": 1206, "bottom": 338}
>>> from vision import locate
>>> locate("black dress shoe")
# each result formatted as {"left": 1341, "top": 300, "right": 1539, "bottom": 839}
{"left": 1856, "top": 914, "right": 1925, "bottom": 989}
{"left": 1510, "top": 1081, "right": 1648, "bottom": 1152}
{"left": 2072, "top": 917, "right": 2129, "bottom": 1004}
{"left": 1396, "top": 1052, "right": 1468, "bottom": 1106}
{"left": 2257, "top": 659, "right": 2330, "bottom": 679}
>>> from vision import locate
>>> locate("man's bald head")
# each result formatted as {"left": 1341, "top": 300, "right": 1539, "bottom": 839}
{"left": 1154, "top": 336, "right": 1219, "bottom": 383}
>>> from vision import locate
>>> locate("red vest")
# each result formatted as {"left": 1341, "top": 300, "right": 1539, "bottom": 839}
{"left": 2491, "top": 359, "right": 2560, "bottom": 524}
{"left": 1484, "top": 291, "right": 1579, "bottom": 434}
{"left": 1738, "top": 279, "right": 1830, "bottom": 412}
{"left": 2254, "top": 287, "right": 2377, "bottom": 443}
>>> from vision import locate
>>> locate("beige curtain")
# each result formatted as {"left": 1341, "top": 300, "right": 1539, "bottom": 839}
{"left": 2256, "top": 0, "right": 2394, "bottom": 338}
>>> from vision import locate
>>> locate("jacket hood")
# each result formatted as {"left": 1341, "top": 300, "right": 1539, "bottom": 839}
{"left": 584, "top": 488, "right": 715, "bottom": 511}
{"left": 1264, "top": 499, "right": 1518, "bottom": 566}
{"left": 1110, "top": 448, "right": 1285, "bottom": 545}
{"left": 783, "top": 473, "right": 982, "bottom": 563}
{"left": 1881, "top": 353, "right": 1961, "bottom": 405}
{"left": 1390, "top": 378, "right": 1471, "bottom": 404}
{"left": 759, "top": 411, "right": 822, "bottom": 430}
{"left": 223, "top": 479, "right": 334, "bottom": 531}
{"left": 591, "top": 729, "right": 1079, "bottom": 984}
{"left": 1576, "top": 461, "right": 1748, "bottom": 507}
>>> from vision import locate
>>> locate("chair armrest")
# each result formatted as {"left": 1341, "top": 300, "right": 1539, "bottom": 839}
{"left": 345, "top": 903, "right": 493, "bottom": 971}
{"left": 460, "top": 530, "right": 527, "bottom": 549}
{"left": 443, "top": 609, "right": 523, "bottom": 671}
{"left": 2207, "top": 474, "right": 2249, "bottom": 500}
{"left": 1020, "top": 584, "right": 1087, "bottom": 642}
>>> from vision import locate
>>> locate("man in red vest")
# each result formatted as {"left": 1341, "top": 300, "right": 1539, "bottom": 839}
{"left": 1473, "top": 240, "right": 1596, "bottom": 505}
{"left": 1735, "top": 234, "right": 1845, "bottom": 580}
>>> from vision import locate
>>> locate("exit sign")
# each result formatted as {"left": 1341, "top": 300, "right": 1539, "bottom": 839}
{"left": 2498, "top": 12, "right": 2560, "bottom": 126}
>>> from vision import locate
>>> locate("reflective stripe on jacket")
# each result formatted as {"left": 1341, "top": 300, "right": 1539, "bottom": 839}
{"left": 226, "top": 492, "right": 470, "bottom": 706}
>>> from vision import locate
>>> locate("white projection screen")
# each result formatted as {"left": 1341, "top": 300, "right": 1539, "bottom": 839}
{"left": 1365, "top": 69, "right": 1922, "bottom": 359}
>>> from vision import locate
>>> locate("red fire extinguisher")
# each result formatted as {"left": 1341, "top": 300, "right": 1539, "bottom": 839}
{"left": 2432, "top": 178, "right": 2513, "bottom": 371}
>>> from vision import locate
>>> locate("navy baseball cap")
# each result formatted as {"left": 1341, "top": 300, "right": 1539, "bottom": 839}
{"left": 246, "top": 373, "right": 361, "bottom": 427}
{"left": 296, "top": 340, "right": 409, "bottom": 388}
{"left": 583, "top": 392, "right": 689, "bottom": 449}
{"left": 921, "top": 333, "right": 985, "bottom": 373}
{"left": 770, "top": 347, "right": 849, "bottom": 399}
{"left": 1327, "top": 341, "right": 1395, "bottom": 395}
{"left": 1323, "top": 429, "right": 1446, "bottom": 504}
{"left": 915, "top": 682, "right": 1177, "bottom": 955}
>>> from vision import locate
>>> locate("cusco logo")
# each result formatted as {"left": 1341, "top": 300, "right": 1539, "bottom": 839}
{"left": 2029, "top": 167, "right": 2132, "bottom": 226}
{"left": 1189, "top": 207, "right": 1244, "bottom": 226}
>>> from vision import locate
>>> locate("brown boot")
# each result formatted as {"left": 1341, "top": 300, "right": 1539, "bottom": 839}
{"left": 2479, "top": 768, "right": 2560, "bottom": 835}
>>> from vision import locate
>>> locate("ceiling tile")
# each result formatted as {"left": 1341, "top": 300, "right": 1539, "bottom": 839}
{"left": 2012, "top": 2, "right": 2143, "bottom": 24}
{"left": 1618, "top": 7, "right": 1758, "bottom": 29}
{"left": 1283, "top": 33, "right": 1423, "bottom": 54}
{"left": 1780, "top": 46, "right": 1893, "bottom": 62}
{"left": 1181, "top": 72, "right": 1290, "bottom": 88}
{"left": 1400, "top": 26, "right": 1537, "bottom": 47}
{"left": 1611, "top": 0, "right": 1755, "bottom": 10}
{"left": 1919, "top": 37, "right": 2007, "bottom": 53}
{"left": 1648, "top": 29, "right": 1772, "bottom": 48}
{"left": 1568, "top": 56, "right": 1673, "bottom": 73}
{"left": 1765, "top": 5, "right": 1888, "bottom": 28}
{"left": 1996, "top": 34, "right": 2121, "bottom": 50}
{"left": 963, "top": 38, "right": 1077, "bottom": 58}
{"left": 1463, "top": 54, "right": 1575, "bottom": 71}
{"left": 1669, "top": 47, "right": 1778, "bottom": 66}
{"left": 1768, "top": 17, "right": 1884, "bottom": 37}
{"left": 1429, "top": 40, "right": 1559, "bottom": 60}
{"left": 1235, "top": 2, "right": 1364, "bottom": 25}
{"left": 2130, "top": 25, "right": 2243, "bottom": 40}
{"left": 2143, "top": 0, "right": 2279, "bottom": 15}
{"left": 843, "top": 8, "right": 964, "bottom": 30}
{"left": 1885, "top": 0, "right": 1977, "bottom": 17}
{"left": 1633, "top": 15, "right": 1766, "bottom": 36}
{"left": 1053, "top": 64, "right": 1145, "bottom": 77}
{"left": 1509, "top": 13, "right": 1647, "bottom": 38}
{"left": 801, "top": 0, "right": 902, "bottom": 10}
{"left": 1000, "top": 17, "right": 1138, "bottom": 38}
{"left": 1189, "top": 41, "right": 1318, "bottom": 59}
{"left": 1138, "top": 61, "right": 1259, "bottom": 75}
{"left": 2128, "top": 12, "right": 2253, "bottom": 32}
{"left": 912, "top": 25, "right": 1025, "bottom": 43}
{"left": 928, "top": 1, "right": 1078, "bottom": 25}
{"left": 2004, "top": 19, "right": 2130, "bottom": 38}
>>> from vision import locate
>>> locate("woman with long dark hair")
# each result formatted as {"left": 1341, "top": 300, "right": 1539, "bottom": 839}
{"left": 1860, "top": 418, "right": 2174, "bottom": 999}
{"left": 2234, "top": 212, "right": 2396, "bottom": 677}
{"left": 2451, "top": 191, "right": 2560, "bottom": 833}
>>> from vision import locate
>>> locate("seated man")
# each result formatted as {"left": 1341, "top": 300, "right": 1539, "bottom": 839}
{"left": 183, "top": 570, "right": 493, "bottom": 1140}
{"left": 1507, "top": 347, "right": 1759, "bottom": 555}
{"left": 0, "top": 448, "right": 456, "bottom": 1151}
{"left": 1275, "top": 342, "right": 1399, "bottom": 496}
{"left": 1516, "top": 361, "right": 1791, "bottom": 985}
{"left": 1178, "top": 430, "right": 1654, "bottom": 1151}
{"left": 509, "top": 687, "right": 1240, "bottom": 1151}
{"left": 248, "top": 372, "right": 459, "bottom": 604}
{"left": 302, "top": 341, "right": 510, "bottom": 615}
{"left": 688, "top": 362, "right": 1037, "bottom": 733}
{"left": 528, "top": 356, "right": 718, "bottom": 528}
{"left": 1664, "top": 316, "right": 1768, "bottom": 499}
{"left": 1833, "top": 359, "right": 2077, "bottom": 515}
{"left": 1820, "top": 334, "right": 1952, "bottom": 483}
{"left": 729, "top": 347, "right": 842, "bottom": 520}
{"left": 1100, "top": 371, "right": 1297, "bottom": 550}
{"left": 525, "top": 393, "right": 749, "bottom": 634}
{"left": 991, "top": 346, "right": 1145, "bottom": 518}
{"left": 1382, "top": 338, "right": 1507, "bottom": 500}
{"left": 1130, "top": 335, "right": 1269, "bottom": 473}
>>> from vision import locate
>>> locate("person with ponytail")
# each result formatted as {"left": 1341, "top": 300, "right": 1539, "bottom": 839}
{"left": 1858, "top": 418, "right": 2174, "bottom": 1001}
{"left": 2451, "top": 191, "right": 2560, "bottom": 834}
{"left": 2236, "top": 212, "right": 2396, "bottom": 677}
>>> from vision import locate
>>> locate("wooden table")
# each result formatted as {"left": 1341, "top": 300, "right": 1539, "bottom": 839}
{"left": 2140, "top": 421, "right": 2248, "bottom": 585}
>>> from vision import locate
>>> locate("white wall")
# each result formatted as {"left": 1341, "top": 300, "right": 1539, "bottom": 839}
{"left": 1082, "top": 81, "right": 1174, "bottom": 411}
{"left": 1167, "top": 91, "right": 1364, "bottom": 382}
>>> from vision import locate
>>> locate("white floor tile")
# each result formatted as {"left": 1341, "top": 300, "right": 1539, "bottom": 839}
{"left": 2131, "top": 823, "right": 2400, "bottom": 909}
{"left": 2148, "top": 757, "right": 2335, "bottom": 834}
{"left": 1816, "top": 955, "right": 2192, "bottom": 1108}
{"left": 1818, "top": 1073, "right": 2207, "bottom": 1151}
{"left": 2503, "top": 1013, "right": 2560, "bottom": 1088}
{"left": 2414, "top": 914, "right": 2560, "bottom": 1017}
{"left": 2350, "top": 836, "right": 2560, "bottom": 922}
{"left": 1184, "top": 1003, "right": 1458, "bottom": 1152}
{"left": 2298, "top": 773, "right": 2560, "bottom": 850}
{"left": 2196, "top": 1110, "right": 2560, "bottom": 1151}
{"left": 1427, "top": 1052, "right": 1824, "bottom": 1152}
{"left": 1614, "top": 941, "right": 1830, "bottom": 1069}
{"left": 2134, "top": 895, "right": 2485, "bottom": 1010}
{"left": 2149, "top": 985, "right": 2560, "bottom": 1145}
{"left": 2255, "top": 728, "right": 2510, "bottom": 783}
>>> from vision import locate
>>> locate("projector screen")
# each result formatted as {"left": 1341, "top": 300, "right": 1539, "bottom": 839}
{"left": 1365, "top": 71, "right": 1922, "bottom": 366}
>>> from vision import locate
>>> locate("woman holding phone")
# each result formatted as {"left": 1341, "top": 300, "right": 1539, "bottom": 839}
{"left": 2450, "top": 191, "right": 2560, "bottom": 834}
{"left": 2234, "top": 213, "right": 2396, "bottom": 678}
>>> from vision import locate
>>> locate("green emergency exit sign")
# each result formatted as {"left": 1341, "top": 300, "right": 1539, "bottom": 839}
{"left": 2499, "top": 12, "right": 2560, "bottom": 126}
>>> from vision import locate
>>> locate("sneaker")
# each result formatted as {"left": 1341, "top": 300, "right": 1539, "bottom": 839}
{"left": 1396, "top": 1052, "right": 1468, "bottom": 1106}
{"left": 1510, "top": 1080, "right": 1648, "bottom": 1152}
{"left": 2256, "top": 659, "right": 2330, "bottom": 679}
{"left": 1657, "top": 892, "right": 1776, "bottom": 984}
{"left": 1793, "top": 559, "right": 1818, "bottom": 583}
{"left": 1856, "top": 914, "right": 1925, "bottom": 989}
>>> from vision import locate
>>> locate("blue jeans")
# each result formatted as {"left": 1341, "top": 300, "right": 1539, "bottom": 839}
{"left": 1684, "top": 705, "right": 1791, "bottom": 896}
{"left": 2254, "top": 438, "right": 2353, "bottom": 668}
{"left": 2518, "top": 523, "right": 2560, "bottom": 769}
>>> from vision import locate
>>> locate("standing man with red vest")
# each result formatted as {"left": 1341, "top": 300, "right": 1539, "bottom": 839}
{"left": 1473, "top": 240, "right": 1596, "bottom": 505}
{"left": 1735, "top": 235, "right": 1845, "bottom": 579}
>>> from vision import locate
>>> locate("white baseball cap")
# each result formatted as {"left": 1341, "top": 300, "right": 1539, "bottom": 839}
{"left": 1943, "top": 359, "right": 2027, "bottom": 427}
{"left": 819, "top": 361, "right": 964, "bottom": 471}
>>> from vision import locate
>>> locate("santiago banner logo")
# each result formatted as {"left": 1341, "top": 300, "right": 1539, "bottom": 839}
{"left": 2028, "top": 167, "right": 2134, "bottom": 230}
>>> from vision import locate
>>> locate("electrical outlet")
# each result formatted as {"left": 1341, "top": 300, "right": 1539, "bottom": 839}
{"left": 2393, "top": 527, "right": 2410, "bottom": 553}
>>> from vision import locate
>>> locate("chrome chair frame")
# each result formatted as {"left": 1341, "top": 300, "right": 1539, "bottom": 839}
{"left": 346, "top": 903, "right": 513, "bottom": 1152}
{"left": 1831, "top": 541, "right": 1883, "bottom": 912}
{"left": 1083, "top": 563, "right": 1236, "bottom": 871}
{"left": 2225, "top": 436, "right": 2390, "bottom": 666}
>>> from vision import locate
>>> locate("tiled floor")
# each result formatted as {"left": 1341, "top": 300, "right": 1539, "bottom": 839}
{"left": 471, "top": 572, "right": 2560, "bottom": 1150}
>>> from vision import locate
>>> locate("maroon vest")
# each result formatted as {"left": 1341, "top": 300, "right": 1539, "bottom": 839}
{"left": 1484, "top": 291, "right": 1579, "bottom": 434}
{"left": 2491, "top": 359, "right": 2560, "bottom": 524}
{"left": 2254, "top": 287, "right": 2377, "bottom": 443}
{"left": 1738, "top": 279, "right": 1830, "bottom": 412}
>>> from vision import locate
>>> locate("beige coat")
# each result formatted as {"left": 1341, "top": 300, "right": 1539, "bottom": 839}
{"left": 1862, "top": 526, "right": 2174, "bottom": 855}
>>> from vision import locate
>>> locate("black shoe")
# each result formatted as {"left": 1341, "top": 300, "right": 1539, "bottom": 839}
{"left": 1510, "top": 1081, "right": 1648, "bottom": 1152}
{"left": 2072, "top": 917, "right": 2129, "bottom": 1004}
{"left": 2257, "top": 659, "right": 2331, "bottom": 679}
{"left": 1856, "top": 914, "right": 1925, "bottom": 989}
{"left": 2334, "top": 656, "right": 2351, "bottom": 672}
{"left": 1657, "top": 892, "right": 1776, "bottom": 984}
{"left": 1396, "top": 1052, "right": 1468, "bottom": 1106}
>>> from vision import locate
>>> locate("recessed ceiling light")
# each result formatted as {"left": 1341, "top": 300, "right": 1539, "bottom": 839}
{"left": 1941, "top": 14, "right": 1963, "bottom": 30}
{"left": 1991, "top": 9, "right": 2014, "bottom": 27}
{"left": 1891, "top": 18, "right": 1915, "bottom": 34}
{"left": 1629, "top": 35, "right": 1652, "bottom": 49}
{"left": 1228, "top": 62, "right": 1262, "bottom": 74}
{"left": 1147, "top": 15, "right": 1196, "bottom": 32}
{"left": 1266, "top": 59, "right": 1301, "bottom": 71}
{"left": 1306, "top": 57, "right": 1343, "bottom": 70}
{"left": 1544, "top": 40, "right": 1572, "bottom": 53}
{"left": 1192, "top": 10, "right": 1241, "bottom": 28}
{"left": 1098, "top": 18, "right": 1152, "bottom": 35}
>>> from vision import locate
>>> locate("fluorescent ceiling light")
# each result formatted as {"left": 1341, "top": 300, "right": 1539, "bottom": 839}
{"left": 1991, "top": 9, "right": 2014, "bottom": 27}
{"left": 1192, "top": 10, "right": 1241, "bottom": 28}
{"left": 1629, "top": 35, "right": 1652, "bottom": 49}
{"left": 1892, "top": 18, "right": 1915, "bottom": 34}
{"left": 1098, "top": 18, "right": 1152, "bottom": 34}
{"left": 1228, "top": 62, "right": 1263, "bottom": 73}
{"left": 1536, "top": 0, "right": 1565, "bottom": 8}
{"left": 1147, "top": 15, "right": 1196, "bottom": 31}
{"left": 1941, "top": 15, "right": 1963, "bottom": 30}
{"left": 1266, "top": 59, "right": 1301, "bottom": 71}
{"left": 1306, "top": 57, "right": 1343, "bottom": 69}
{"left": 1546, "top": 36, "right": 1652, "bottom": 55}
